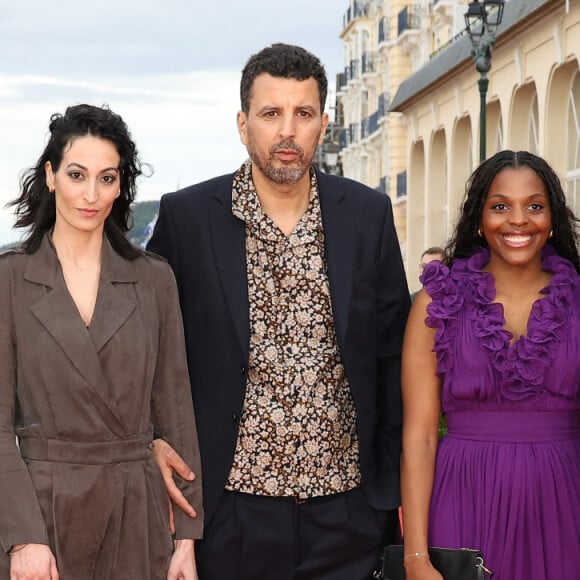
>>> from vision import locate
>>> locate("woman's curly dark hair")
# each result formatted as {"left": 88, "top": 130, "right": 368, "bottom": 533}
{"left": 445, "top": 150, "right": 579, "bottom": 271}
{"left": 9, "top": 103, "right": 147, "bottom": 259}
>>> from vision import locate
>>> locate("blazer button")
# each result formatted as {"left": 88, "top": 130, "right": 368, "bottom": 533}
{"left": 240, "top": 366, "right": 247, "bottom": 375}
{"left": 232, "top": 413, "right": 239, "bottom": 423}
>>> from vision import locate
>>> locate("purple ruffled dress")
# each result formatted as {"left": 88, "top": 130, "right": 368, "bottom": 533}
{"left": 421, "top": 246, "right": 580, "bottom": 580}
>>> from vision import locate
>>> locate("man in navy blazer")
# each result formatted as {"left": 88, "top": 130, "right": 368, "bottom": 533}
{"left": 148, "top": 43, "right": 410, "bottom": 579}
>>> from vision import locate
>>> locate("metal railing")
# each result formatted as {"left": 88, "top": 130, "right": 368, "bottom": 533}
{"left": 345, "top": 59, "right": 359, "bottom": 82}
{"left": 379, "top": 17, "right": 391, "bottom": 43}
{"left": 398, "top": 4, "right": 422, "bottom": 36}
{"left": 378, "top": 92, "right": 391, "bottom": 117}
{"left": 361, "top": 117, "right": 370, "bottom": 139}
{"left": 349, "top": 122, "right": 359, "bottom": 144}
{"left": 369, "top": 110, "right": 379, "bottom": 135}
{"left": 343, "top": 0, "right": 371, "bottom": 29}
{"left": 361, "top": 109, "right": 380, "bottom": 140}
{"left": 361, "top": 52, "right": 376, "bottom": 74}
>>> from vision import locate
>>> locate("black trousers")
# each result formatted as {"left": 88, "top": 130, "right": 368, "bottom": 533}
{"left": 195, "top": 488, "right": 399, "bottom": 580}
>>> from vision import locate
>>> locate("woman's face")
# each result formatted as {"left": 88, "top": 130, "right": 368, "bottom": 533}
{"left": 480, "top": 165, "right": 552, "bottom": 270}
{"left": 45, "top": 135, "right": 121, "bottom": 238}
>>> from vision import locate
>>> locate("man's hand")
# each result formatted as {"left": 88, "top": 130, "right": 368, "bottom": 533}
{"left": 9, "top": 543, "right": 59, "bottom": 580}
{"left": 152, "top": 439, "right": 197, "bottom": 533}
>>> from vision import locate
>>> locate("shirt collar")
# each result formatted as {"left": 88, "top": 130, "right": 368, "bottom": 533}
{"left": 231, "top": 160, "right": 323, "bottom": 246}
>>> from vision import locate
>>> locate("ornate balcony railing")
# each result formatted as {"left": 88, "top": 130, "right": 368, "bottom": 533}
{"left": 350, "top": 59, "right": 359, "bottom": 80}
{"left": 361, "top": 51, "right": 376, "bottom": 74}
{"left": 378, "top": 92, "right": 391, "bottom": 118}
{"left": 349, "top": 122, "right": 359, "bottom": 144}
{"left": 343, "top": 0, "right": 371, "bottom": 29}
{"left": 379, "top": 17, "right": 391, "bottom": 43}
{"left": 368, "top": 110, "right": 379, "bottom": 135}
{"left": 361, "top": 110, "right": 380, "bottom": 140}
{"left": 398, "top": 5, "right": 421, "bottom": 36}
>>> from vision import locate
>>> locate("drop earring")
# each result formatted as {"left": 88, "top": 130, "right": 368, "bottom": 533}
{"left": 477, "top": 228, "right": 483, "bottom": 237}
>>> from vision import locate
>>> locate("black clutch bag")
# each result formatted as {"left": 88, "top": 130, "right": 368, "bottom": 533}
{"left": 375, "top": 545, "right": 493, "bottom": 580}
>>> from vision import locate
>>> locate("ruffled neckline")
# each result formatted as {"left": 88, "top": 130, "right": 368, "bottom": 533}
{"left": 421, "top": 245, "right": 577, "bottom": 401}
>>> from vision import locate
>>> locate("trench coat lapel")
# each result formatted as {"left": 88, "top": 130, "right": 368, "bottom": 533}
{"left": 25, "top": 235, "right": 135, "bottom": 435}
{"left": 209, "top": 187, "right": 250, "bottom": 360}
{"left": 89, "top": 238, "right": 138, "bottom": 353}
{"left": 317, "top": 171, "right": 355, "bottom": 347}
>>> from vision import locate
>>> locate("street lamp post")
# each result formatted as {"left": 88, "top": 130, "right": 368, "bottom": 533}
{"left": 465, "top": 0, "right": 505, "bottom": 163}
{"left": 323, "top": 142, "right": 341, "bottom": 175}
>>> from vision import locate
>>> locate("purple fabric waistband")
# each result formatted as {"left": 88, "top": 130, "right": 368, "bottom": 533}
{"left": 445, "top": 411, "right": 580, "bottom": 443}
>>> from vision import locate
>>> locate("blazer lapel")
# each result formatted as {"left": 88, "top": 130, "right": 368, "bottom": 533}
{"left": 318, "top": 172, "right": 355, "bottom": 347}
{"left": 209, "top": 187, "right": 250, "bottom": 360}
{"left": 207, "top": 171, "right": 353, "bottom": 358}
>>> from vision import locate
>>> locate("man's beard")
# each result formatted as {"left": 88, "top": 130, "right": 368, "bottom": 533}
{"left": 265, "top": 165, "right": 307, "bottom": 184}
{"left": 251, "top": 139, "right": 309, "bottom": 185}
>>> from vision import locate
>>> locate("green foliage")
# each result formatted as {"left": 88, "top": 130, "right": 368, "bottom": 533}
{"left": 438, "top": 414, "right": 448, "bottom": 438}
{"left": 128, "top": 201, "right": 159, "bottom": 248}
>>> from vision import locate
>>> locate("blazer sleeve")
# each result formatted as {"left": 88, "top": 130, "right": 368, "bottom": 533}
{"left": 150, "top": 261, "right": 204, "bottom": 539}
{"left": 0, "top": 256, "right": 49, "bottom": 553}
{"left": 375, "top": 198, "right": 410, "bottom": 507}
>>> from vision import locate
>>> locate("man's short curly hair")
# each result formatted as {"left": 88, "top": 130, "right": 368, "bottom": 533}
{"left": 240, "top": 43, "right": 328, "bottom": 114}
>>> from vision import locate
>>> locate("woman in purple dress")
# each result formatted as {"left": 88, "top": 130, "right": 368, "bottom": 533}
{"left": 401, "top": 150, "right": 580, "bottom": 580}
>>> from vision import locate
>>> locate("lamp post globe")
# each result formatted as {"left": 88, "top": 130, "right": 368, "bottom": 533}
{"left": 465, "top": 0, "right": 505, "bottom": 163}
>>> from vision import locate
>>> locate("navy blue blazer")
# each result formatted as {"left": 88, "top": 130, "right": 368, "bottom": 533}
{"left": 147, "top": 168, "right": 410, "bottom": 526}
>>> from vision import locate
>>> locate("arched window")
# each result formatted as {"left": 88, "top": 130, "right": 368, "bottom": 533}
{"left": 565, "top": 72, "right": 580, "bottom": 213}
{"left": 496, "top": 117, "right": 504, "bottom": 152}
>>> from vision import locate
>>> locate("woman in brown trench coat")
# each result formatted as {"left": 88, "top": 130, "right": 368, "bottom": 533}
{"left": 0, "top": 104, "right": 203, "bottom": 579}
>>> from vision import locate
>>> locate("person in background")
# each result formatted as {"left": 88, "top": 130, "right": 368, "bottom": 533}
{"left": 410, "top": 246, "right": 444, "bottom": 302}
{"left": 401, "top": 150, "right": 580, "bottom": 580}
{"left": 147, "top": 43, "right": 410, "bottom": 579}
{"left": 0, "top": 104, "right": 203, "bottom": 580}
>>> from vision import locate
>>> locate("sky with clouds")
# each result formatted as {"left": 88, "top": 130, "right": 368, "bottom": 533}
{"left": 0, "top": 0, "right": 346, "bottom": 245}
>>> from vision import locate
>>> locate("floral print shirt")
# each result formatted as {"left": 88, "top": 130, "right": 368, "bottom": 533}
{"left": 225, "top": 161, "right": 361, "bottom": 499}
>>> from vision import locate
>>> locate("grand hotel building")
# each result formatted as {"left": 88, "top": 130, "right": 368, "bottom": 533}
{"left": 335, "top": 0, "right": 580, "bottom": 290}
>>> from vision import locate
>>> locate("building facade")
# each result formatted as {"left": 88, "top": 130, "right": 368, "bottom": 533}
{"left": 336, "top": 0, "right": 580, "bottom": 291}
{"left": 337, "top": 0, "right": 466, "bottom": 262}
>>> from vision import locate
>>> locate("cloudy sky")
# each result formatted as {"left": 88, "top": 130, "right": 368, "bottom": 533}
{"left": 0, "top": 0, "right": 346, "bottom": 245}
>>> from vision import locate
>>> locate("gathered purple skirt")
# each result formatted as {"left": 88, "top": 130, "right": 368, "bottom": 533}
{"left": 429, "top": 411, "right": 580, "bottom": 580}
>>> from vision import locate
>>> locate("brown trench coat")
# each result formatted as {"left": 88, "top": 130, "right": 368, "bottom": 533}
{"left": 0, "top": 234, "right": 203, "bottom": 579}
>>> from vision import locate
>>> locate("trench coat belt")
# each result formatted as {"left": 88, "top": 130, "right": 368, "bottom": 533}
{"left": 19, "top": 436, "right": 153, "bottom": 464}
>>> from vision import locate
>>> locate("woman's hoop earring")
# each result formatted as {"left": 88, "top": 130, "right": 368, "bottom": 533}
{"left": 477, "top": 228, "right": 483, "bottom": 237}
{"left": 549, "top": 229, "right": 554, "bottom": 238}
